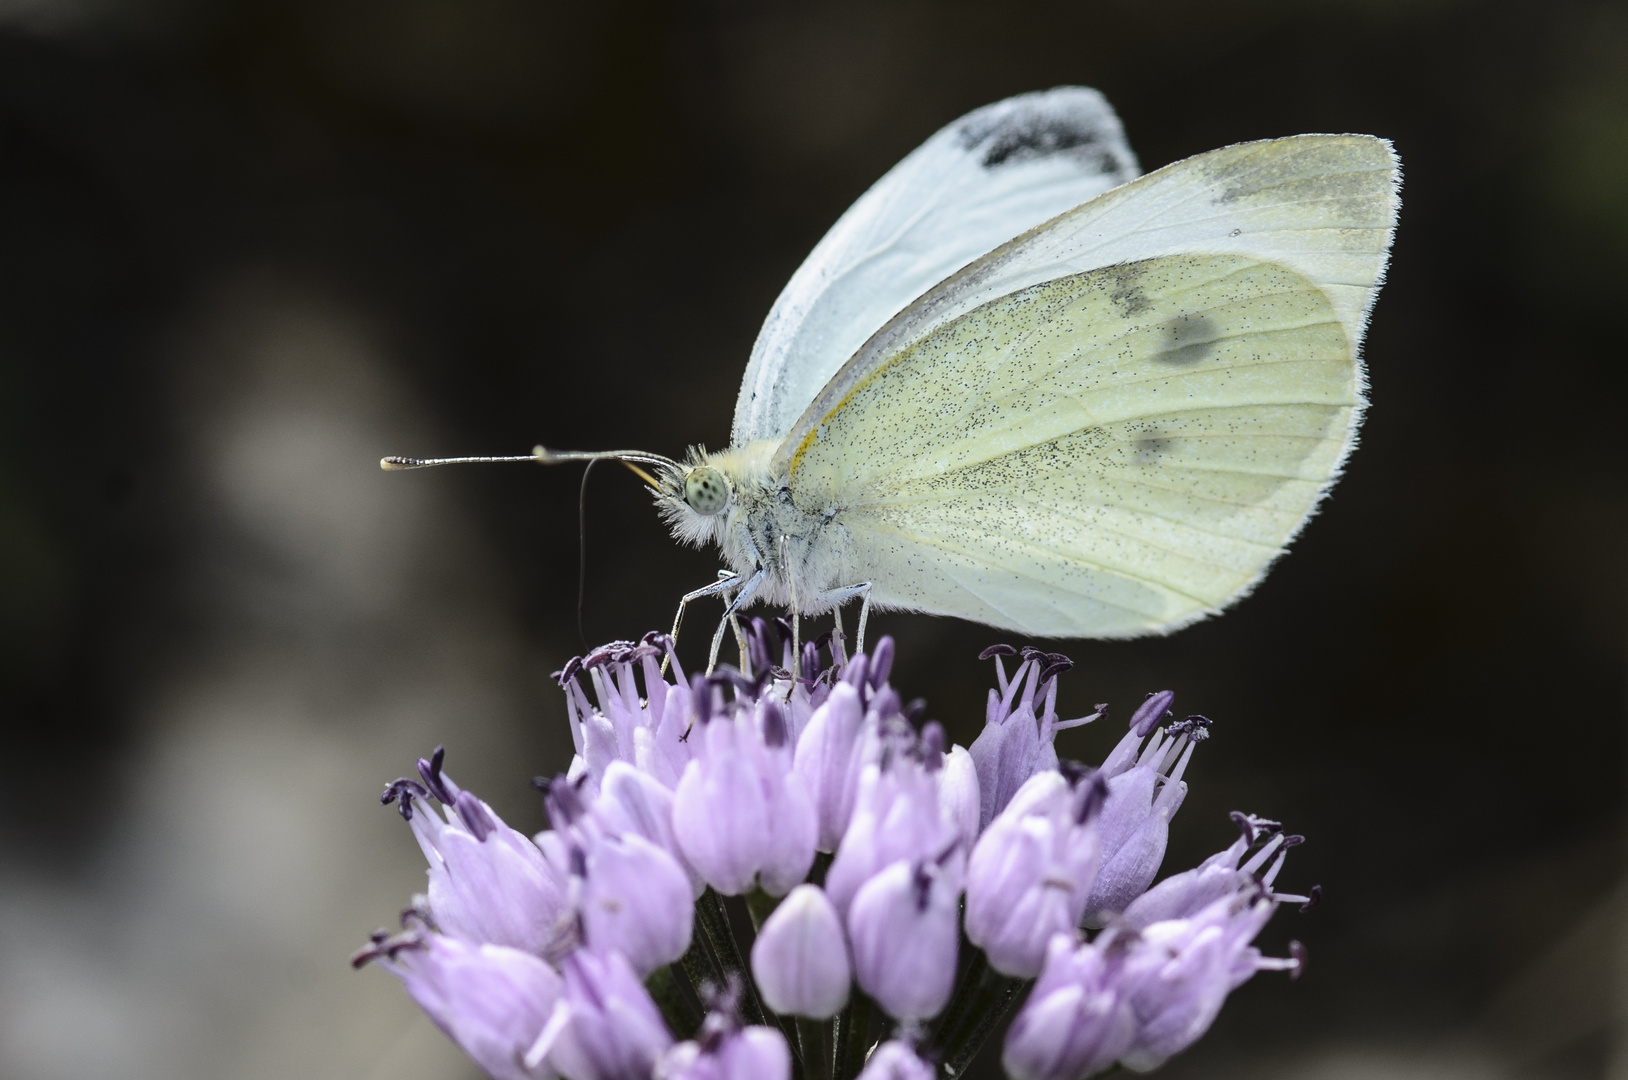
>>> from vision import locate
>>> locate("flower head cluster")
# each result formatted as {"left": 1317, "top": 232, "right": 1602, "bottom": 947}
{"left": 356, "top": 623, "right": 1314, "bottom": 1080}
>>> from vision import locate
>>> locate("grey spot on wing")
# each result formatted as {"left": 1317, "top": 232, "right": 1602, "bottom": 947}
{"left": 1107, "top": 265, "right": 1150, "bottom": 318}
{"left": 1133, "top": 437, "right": 1172, "bottom": 465}
{"left": 1155, "top": 314, "right": 1220, "bottom": 366}
{"left": 958, "top": 102, "right": 1126, "bottom": 173}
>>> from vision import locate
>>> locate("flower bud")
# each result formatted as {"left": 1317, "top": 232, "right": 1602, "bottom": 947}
{"left": 529, "top": 949, "right": 673, "bottom": 1080}
{"left": 792, "top": 681, "right": 872, "bottom": 851}
{"left": 857, "top": 1041, "right": 936, "bottom": 1080}
{"left": 361, "top": 932, "right": 563, "bottom": 1080}
{"left": 847, "top": 858, "right": 963, "bottom": 1021}
{"left": 580, "top": 832, "right": 694, "bottom": 977}
{"left": 592, "top": 761, "right": 704, "bottom": 898}
{"left": 1002, "top": 934, "right": 1136, "bottom": 1080}
{"left": 965, "top": 768, "right": 1106, "bottom": 978}
{"left": 749, "top": 884, "right": 851, "bottom": 1018}
{"left": 939, "top": 743, "right": 982, "bottom": 847}
{"left": 673, "top": 703, "right": 817, "bottom": 895}
{"left": 824, "top": 734, "right": 957, "bottom": 918}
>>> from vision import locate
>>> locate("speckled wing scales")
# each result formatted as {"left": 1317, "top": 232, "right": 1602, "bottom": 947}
{"left": 787, "top": 253, "right": 1362, "bottom": 637}
{"left": 732, "top": 87, "right": 1139, "bottom": 446}
{"left": 778, "top": 135, "right": 1398, "bottom": 637}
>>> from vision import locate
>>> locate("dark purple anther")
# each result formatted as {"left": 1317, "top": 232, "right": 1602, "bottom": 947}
{"left": 552, "top": 656, "right": 583, "bottom": 686}
{"left": 381, "top": 778, "right": 431, "bottom": 820}
{"left": 868, "top": 636, "right": 895, "bottom": 689}
{"left": 1073, "top": 770, "right": 1109, "bottom": 823}
{"left": 691, "top": 673, "right": 714, "bottom": 726}
{"left": 920, "top": 721, "right": 946, "bottom": 770}
{"left": 1300, "top": 885, "right": 1322, "bottom": 913}
{"left": 746, "top": 618, "right": 774, "bottom": 675}
{"left": 541, "top": 773, "right": 588, "bottom": 828}
{"left": 762, "top": 700, "right": 789, "bottom": 748}
{"left": 1128, "top": 690, "right": 1176, "bottom": 737}
{"left": 453, "top": 791, "right": 494, "bottom": 842}
{"left": 843, "top": 654, "right": 870, "bottom": 694}
{"left": 912, "top": 863, "right": 934, "bottom": 912}
{"left": 417, "top": 745, "right": 453, "bottom": 804}
{"left": 978, "top": 643, "right": 1017, "bottom": 660}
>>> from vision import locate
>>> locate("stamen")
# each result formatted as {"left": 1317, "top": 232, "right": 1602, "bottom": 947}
{"left": 454, "top": 791, "right": 494, "bottom": 842}
{"left": 1128, "top": 690, "right": 1176, "bottom": 737}
{"left": 417, "top": 745, "right": 454, "bottom": 804}
{"left": 1299, "top": 885, "right": 1323, "bottom": 912}
{"left": 381, "top": 778, "right": 430, "bottom": 820}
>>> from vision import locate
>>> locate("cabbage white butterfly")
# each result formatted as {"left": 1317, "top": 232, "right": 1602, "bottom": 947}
{"left": 386, "top": 88, "right": 1400, "bottom": 670}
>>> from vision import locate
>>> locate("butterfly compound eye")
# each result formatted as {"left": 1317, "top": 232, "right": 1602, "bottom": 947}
{"left": 684, "top": 466, "right": 729, "bottom": 516}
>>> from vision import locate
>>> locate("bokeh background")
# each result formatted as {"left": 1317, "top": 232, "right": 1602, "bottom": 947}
{"left": 1, "top": 1, "right": 1625, "bottom": 1078}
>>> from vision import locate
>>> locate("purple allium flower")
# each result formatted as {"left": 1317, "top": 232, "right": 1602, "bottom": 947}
{"left": 558, "top": 635, "right": 696, "bottom": 792}
{"left": 654, "top": 979, "right": 792, "bottom": 1080}
{"left": 965, "top": 766, "right": 1108, "bottom": 978}
{"left": 857, "top": 1041, "right": 937, "bottom": 1080}
{"left": 1081, "top": 701, "right": 1210, "bottom": 927}
{"left": 848, "top": 852, "right": 964, "bottom": 1021}
{"left": 527, "top": 948, "right": 674, "bottom": 1080}
{"left": 749, "top": 883, "right": 851, "bottom": 1018}
{"left": 353, "top": 925, "right": 563, "bottom": 1080}
{"left": 381, "top": 749, "right": 573, "bottom": 960}
{"left": 360, "top": 629, "right": 1312, "bottom": 1080}
{"left": 824, "top": 718, "right": 959, "bottom": 919}
{"left": 672, "top": 688, "right": 817, "bottom": 895}
{"left": 969, "top": 647, "right": 1102, "bottom": 829}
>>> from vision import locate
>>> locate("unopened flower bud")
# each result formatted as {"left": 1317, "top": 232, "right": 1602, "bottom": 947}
{"left": 580, "top": 832, "right": 694, "bottom": 977}
{"left": 673, "top": 704, "right": 817, "bottom": 896}
{"left": 857, "top": 1041, "right": 936, "bottom": 1080}
{"left": 847, "top": 857, "right": 963, "bottom": 1021}
{"left": 749, "top": 884, "right": 851, "bottom": 1018}
{"left": 965, "top": 768, "right": 1106, "bottom": 978}
{"left": 939, "top": 743, "right": 982, "bottom": 847}
{"left": 792, "top": 681, "right": 872, "bottom": 851}
{"left": 528, "top": 949, "right": 673, "bottom": 1080}
{"left": 1002, "top": 934, "right": 1136, "bottom": 1080}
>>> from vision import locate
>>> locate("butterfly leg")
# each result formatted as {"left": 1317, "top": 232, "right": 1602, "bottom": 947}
{"left": 707, "top": 568, "right": 768, "bottom": 675}
{"left": 663, "top": 570, "right": 740, "bottom": 676}
{"left": 816, "top": 582, "right": 873, "bottom": 658}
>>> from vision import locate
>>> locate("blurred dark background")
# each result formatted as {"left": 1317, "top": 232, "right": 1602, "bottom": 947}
{"left": 1, "top": 0, "right": 1624, "bottom": 1078}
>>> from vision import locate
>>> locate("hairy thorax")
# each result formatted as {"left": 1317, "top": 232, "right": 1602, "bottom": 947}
{"left": 660, "top": 440, "right": 856, "bottom": 613}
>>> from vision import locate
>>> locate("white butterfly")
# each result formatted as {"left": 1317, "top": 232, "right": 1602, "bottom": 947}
{"left": 389, "top": 87, "right": 1401, "bottom": 670}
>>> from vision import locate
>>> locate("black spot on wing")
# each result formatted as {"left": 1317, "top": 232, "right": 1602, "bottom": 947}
{"left": 1107, "top": 265, "right": 1151, "bottom": 318}
{"left": 1155, "top": 314, "right": 1221, "bottom": 366}
{"left": 958, "top": 103, "right": 1125, "bottom": 173}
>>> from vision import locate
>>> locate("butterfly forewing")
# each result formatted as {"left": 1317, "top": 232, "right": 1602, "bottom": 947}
{"left": 733, "top": 87, "right": 1139, "bottom": 446}
{"left": 786, "top": 253, "right": 1358, "bottom": 637}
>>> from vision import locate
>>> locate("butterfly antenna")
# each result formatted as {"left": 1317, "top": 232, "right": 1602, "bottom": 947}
{"left": 576, "top": 458, "right": 598, "bottom": 650}
{"left": 381, "top": 445, "right": 683, "bottom": 648}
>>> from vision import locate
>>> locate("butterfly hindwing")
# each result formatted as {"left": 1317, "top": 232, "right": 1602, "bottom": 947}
{"left": 786, "top": 251, "right": 1361, "bottom": 637}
